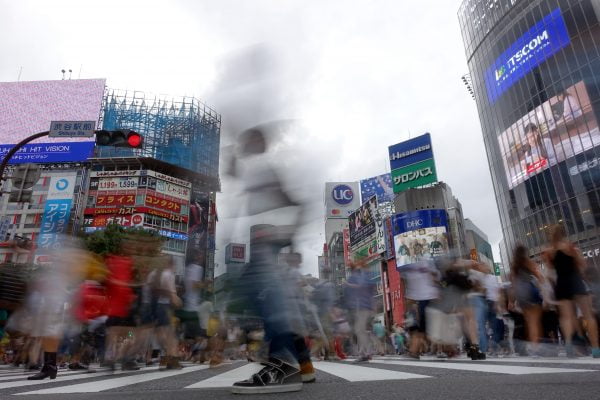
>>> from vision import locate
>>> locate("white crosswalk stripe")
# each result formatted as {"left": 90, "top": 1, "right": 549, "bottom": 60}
{"left": 364, "top": 359, "right": 596, "bottom": 375}
{"left": 0, "top": 358, "right": 597, "bottom": 395}
{"left": 15, "top": 365, "right": 208, "bottom": 395}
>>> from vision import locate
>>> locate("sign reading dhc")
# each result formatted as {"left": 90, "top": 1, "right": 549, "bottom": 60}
{"left": 485, "top": 8, "right": 570, "bottom": 103}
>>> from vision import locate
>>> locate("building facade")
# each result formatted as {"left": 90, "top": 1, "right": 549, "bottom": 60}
{"left": 459, "top": 0, "right": 600, "bottom": 266}
{"left": 464, "top": 218, "right": 496, "bottom": 271}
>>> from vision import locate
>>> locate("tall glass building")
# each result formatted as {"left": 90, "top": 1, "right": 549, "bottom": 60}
{"left": 458, "top": 0, "right": 600, "bottom": 267}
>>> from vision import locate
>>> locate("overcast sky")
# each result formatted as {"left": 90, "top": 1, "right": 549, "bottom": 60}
{"left": 0, "top": 0, "right": 502, "bottom": 276}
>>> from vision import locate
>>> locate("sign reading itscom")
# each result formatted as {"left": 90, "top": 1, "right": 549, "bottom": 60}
{"left": 325, "top": 182, "right": 360, "bottom": 219}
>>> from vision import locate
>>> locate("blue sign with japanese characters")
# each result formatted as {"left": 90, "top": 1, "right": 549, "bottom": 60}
{"left": 36, "top": 174, "right": 77, "bottom": 253}
{"left": 0, "top": 142, "right": 95, "bottom": 164}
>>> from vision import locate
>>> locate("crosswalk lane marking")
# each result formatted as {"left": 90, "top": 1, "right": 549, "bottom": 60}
{"left": 186, "top": 363, "right": 263, "bottom": 389}
{"left": 367, "top": 359, "right": 596, "bottom": 374}
{"left": 483, "top": 358, "right": 600, "bottom": 365}
{"left": 1, "top": 367, "right": 156, "bottom": 390}
{"left": 0, "top": 369, "right": 92, "bottom": 382}
{"left": 313, "top": 361, "right": 431, "bottom": 382}
{"left": 15, "top": 365, "right": 208, "bottom": 395}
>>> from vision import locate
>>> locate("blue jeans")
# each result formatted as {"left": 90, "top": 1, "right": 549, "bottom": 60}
{"left": 242, "top": 242, "right": 299, "bottom": 364}
{"left": 470, "top": 295, "right": 488, "bottom": 352}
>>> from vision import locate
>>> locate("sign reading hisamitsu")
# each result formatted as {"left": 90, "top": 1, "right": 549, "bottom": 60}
{"left": 485, "top": 7, "right": 570, "bottom": 103}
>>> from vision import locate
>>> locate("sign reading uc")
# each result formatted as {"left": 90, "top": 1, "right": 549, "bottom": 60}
{"left": 332, "top": 184, "right": 354, "bottom": 205}
{"left": 485, "top": 8, "right": 570, "bottom": 103}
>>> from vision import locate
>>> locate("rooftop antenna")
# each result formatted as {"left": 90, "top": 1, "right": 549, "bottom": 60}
{"left": 17, "top": 66, "right": 23, "bottom": 81}
{"left": 61, "top": 69, "right": 66, "bottom": 80}
{"left": 68, "top": 69, "right": 73, "bottom": 80}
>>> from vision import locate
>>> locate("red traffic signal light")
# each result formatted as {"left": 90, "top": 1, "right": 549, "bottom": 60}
{"left": 95, "top": 129, "right": 143, "bottom": 148}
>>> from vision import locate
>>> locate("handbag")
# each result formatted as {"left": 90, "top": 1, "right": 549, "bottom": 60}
{"left": 426, "top": 307, "right": 462, "bottom": 345}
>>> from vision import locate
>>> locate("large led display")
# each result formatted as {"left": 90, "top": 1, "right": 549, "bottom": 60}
{"left": 497, "top": 81, "right": 600, "bottom": 189}
{"left": 0, "top": 79, "right": 105, "bottom": 163}
{"left": 485, "top": 8, "right": 570, "bottom": 103}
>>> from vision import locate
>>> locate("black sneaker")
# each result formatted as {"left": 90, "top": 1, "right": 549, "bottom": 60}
{"left": 232, "top": 358, "right": 302, "bottom": 394}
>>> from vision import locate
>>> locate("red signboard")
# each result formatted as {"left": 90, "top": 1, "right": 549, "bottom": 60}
{"left": 84, "top": 214, "right": 144, "bottom": 228}
{"left": 85, "top": 207, "right": 136, "bottom": 216}
{"left": 97, "top": 194, "right": 136, "bottom": 207}
{"left": 145, "top": 194, "right": 182, "bottom": 213}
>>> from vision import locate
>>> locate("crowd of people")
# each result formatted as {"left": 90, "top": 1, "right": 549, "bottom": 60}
{"left": 0, "top": 223, "right": 600, "bottom": 393}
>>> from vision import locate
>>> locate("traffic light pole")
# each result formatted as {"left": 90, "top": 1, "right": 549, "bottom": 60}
{"left": 0, "top": 131, "right": 49, "bottom": 193}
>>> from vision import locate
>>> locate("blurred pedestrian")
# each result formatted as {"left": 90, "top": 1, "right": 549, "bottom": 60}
{"left": 346, "top": 259, "right": 376, "bottom": 362}
{"left": 543, "top": 225, "right": 600, "bottom": 358}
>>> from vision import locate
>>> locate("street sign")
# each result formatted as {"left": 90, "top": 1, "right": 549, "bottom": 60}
{"left": 49, "top": 121, "right": 96, "bottom": 138}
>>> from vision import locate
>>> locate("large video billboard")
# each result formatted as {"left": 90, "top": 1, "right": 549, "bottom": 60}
{"left": 360, "top": 173, "right": 394, "bottom": 204}
{"left": 325, "top": 182, "right": 360, "bottom": 219}
{"left": 392, "top": 209, "right": 449, "bottom": 271}
{"left": 498, "top": 81, "right": 600, "bottom": 189}
{"left": 485, "top": 8, "right": 570, "bottom": 103}
{"left": 0, "top": 79, "right": 105, "bottom": 164}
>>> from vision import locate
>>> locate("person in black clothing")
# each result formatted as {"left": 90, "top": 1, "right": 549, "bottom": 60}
{"left": 543, "top": 225, "right": 600, "bottom": 358}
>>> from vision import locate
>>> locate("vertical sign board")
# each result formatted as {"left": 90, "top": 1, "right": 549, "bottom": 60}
{"left": 37, "top": 173, "right": 77, "bottom": 252}
{"left": 226, "top": 243, "right": 247, "bottom": 264}
{"left": 388, "top": 133, "right": 438, "bottom": 193}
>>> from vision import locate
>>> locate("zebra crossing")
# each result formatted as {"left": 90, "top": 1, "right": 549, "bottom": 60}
{"left": 0, "top": 357, "right": 598, "bottom": 396}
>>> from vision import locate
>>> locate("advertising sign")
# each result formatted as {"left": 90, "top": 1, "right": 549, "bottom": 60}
{"left": 84, "top": 213, "right": 144, "bottom": 228}
{"left": 37, "top": 174, "right": 77, "bottom": 252}
{"left": 388, "top": 133, "right": 434, "bottom": 171}
{"left": 97, "top": 177, "right": 139, "bottom": 191}
{"left": 342, "top": 228, "right": 351, "bottom": 267}
{"left": 392, "top": 209, "right": 449, "bottom": 271}
{"left": 158, "top": 230, "right": 188, "bottom": 240}
{"left": 96, "top": 194, "right": 136, "bottom": 207}
{"left": 485, "top": 8, "right": 570, "bottom": 103}
{"left": 156, "top": 179, "right": 190, "bottom": 201}
{"left": 0, "top": 79, "right": 105, "bottom": 163}
{"left": 351, "top": 238, "right": 380, "bottom": 262}
{"left": 226, "top": 243, "right": 247, "bottom": 264}
{"left": 498, "top": 81, "right": 600, "bottom": 189}
{"left": 145, "top": 193, "right": 183, "bottom": 213}
{"left": 0, "top": 142, "right": 95, "bottom": 165}
{"left": 349, "top": 195, "right": 378, "bottom": 248}
{"left": 391, "top": 158, "right": 437, "bottom": 193}
{"left": 325, "top": 182, "right": 360, "bottom": 219}
{"left": 360, "top": 173, "right": 394, "bottom": 204}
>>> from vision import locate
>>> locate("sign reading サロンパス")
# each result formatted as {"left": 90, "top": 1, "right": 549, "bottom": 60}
{"left": 388, "top": 133, "right": 438, "bottom": 194}
{"left": 390, "top": 158, "right": 437, "bottom": 193}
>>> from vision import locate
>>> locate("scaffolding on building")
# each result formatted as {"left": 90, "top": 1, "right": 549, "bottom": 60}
{"left": 98, "top": 88, "right": 221, "bottom": 182}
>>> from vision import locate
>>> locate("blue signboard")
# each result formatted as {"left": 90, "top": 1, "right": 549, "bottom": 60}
{"left": 392, "top": 209, "right": 448, "bottom": 235}
{"left": 158, "top": 230, "right": 189, "bottom": 241}
{"left": 388, "top": 133, "right": 433, "bottom": 171}
{"left": 485, "top": 8, "right": 570, "bottom": 103}
{"left": 360, "top": 173, "right": 394, "bottom": 204}
{"left": 0, "top": 142, "right": 95, "bottom": 164}
{"left": 37, "top": 199, "right": 73, "bottom": 250}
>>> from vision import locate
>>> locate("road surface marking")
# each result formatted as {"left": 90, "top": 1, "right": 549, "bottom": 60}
{"left": 186, "top": 363, "right": 263, "bottom": 389}
{"left": 313, "top": 361, "right": 431, "bottom": 381}
{"left": 369, "top": 359, "right": 595, "bottom": 374}
{"left": 16, "top": 365, "right": 207, "bottom": 395}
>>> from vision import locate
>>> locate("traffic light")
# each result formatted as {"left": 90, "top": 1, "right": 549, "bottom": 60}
{"left": 9, "top": 163, "right": 40, "bottom": 203}
{"left": 95, "top": 129, "right": 144, "bottom": 148}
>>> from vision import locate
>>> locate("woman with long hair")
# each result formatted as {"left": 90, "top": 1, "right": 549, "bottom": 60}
{"left": 543, "top": 225, "right": 600, "bottom": 358}
{"left": 510, "top": 245, "right": 544, "bottom": 356}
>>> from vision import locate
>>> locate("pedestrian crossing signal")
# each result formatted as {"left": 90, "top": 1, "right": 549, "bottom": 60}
{"left": 95, "top": 129, "right": 143, "bottom": 148}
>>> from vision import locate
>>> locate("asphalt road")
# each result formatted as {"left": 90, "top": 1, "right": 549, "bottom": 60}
{"left": 2, "top": 356, "right": 600, "bottom": 400}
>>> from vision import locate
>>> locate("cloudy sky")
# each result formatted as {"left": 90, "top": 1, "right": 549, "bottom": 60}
{"left": 0, "top": 0, "right": 501, "bottom": 276}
